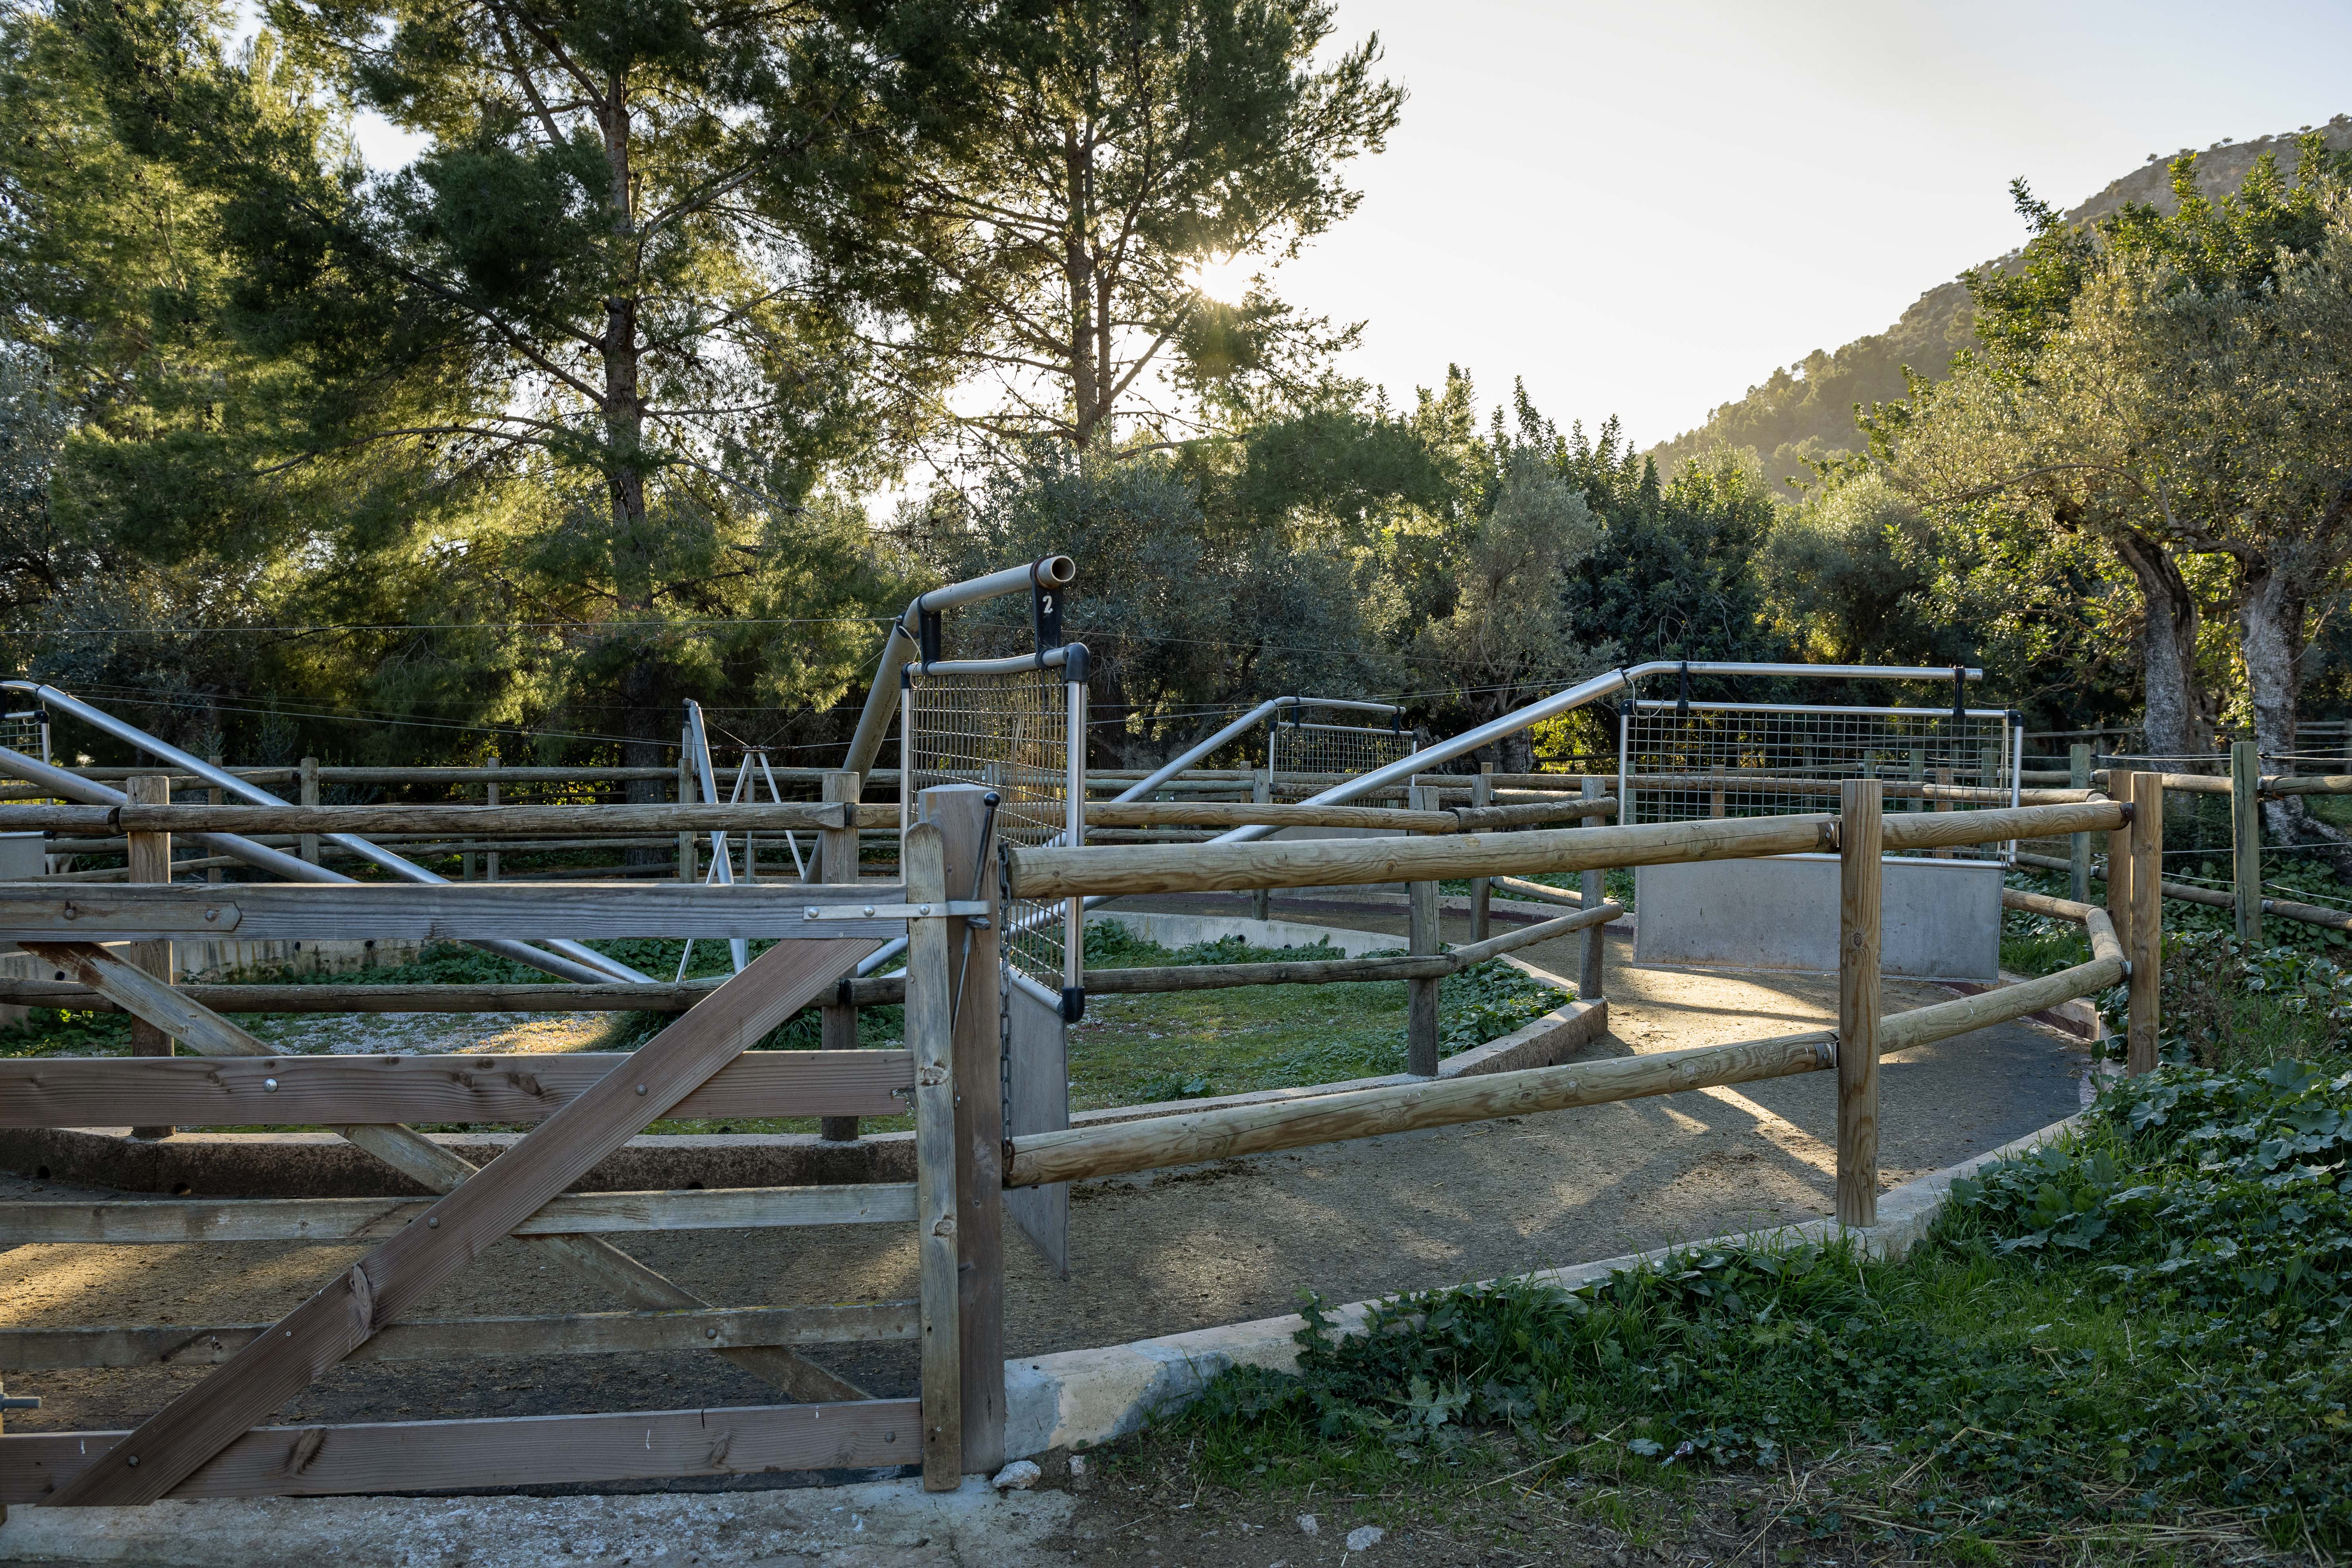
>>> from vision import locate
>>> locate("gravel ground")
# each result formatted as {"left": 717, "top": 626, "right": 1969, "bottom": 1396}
{"left": 0, "top": 896, "right": 2091, "bottom": 1443}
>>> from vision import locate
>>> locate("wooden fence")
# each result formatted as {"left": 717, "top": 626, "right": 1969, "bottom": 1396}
{"left": 0, "top": 774, "right": 2153, "bottom": 1507}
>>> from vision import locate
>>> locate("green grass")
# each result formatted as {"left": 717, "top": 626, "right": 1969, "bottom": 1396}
{"left": 1154, "top": 1054, "right": 2352, "bottom": 1553}
{"left": 1070, "top": 920, "right": 1570, "bottom": 1107}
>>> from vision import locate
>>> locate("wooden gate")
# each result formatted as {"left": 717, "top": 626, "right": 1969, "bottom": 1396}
{"left": 0, "top": 788, "right": 1004, "bottom": 1504}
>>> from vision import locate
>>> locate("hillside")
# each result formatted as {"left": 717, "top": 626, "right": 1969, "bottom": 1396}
{"left": 1649, "top": 115, "right": 2352, "bottom": 496}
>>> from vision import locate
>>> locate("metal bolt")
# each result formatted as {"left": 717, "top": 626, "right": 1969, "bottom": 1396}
{"left": 803, "top": 907, "right": 819, "bottom": 920}
{"left": 263, "top": 1078, "right": 278, "bottom": 1092}
{"left": 919, "top": 903, "right": 932, "bottom": 916}
{"left": 125, "top": 1455, "right": 137, "bottom": 1467}
{"left": 705, "top": 1327, "right": 718, "bottom": 1339}
{"left": 204, "top": 908, "right": 219, "bottom": 922}
{"left": 636, "top": 1084, "right": 648, "bottom": 1095}
{"left": 427, "top": 1216, "right": 439, "bottom": 1228}
{"left": 60, "top": 903, "right": 75, "bottom": 921}
{"left": 862, "top": 905, "right": 875, "bottom": 918}
{"left": 885, "top": 1431, "right": 896, "bottom": 1443}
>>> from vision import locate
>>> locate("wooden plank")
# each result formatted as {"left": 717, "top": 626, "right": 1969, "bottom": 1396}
{"left": 1837, "top": 780, "right": 1882, "bottom": 1229}
{"left": 1007, "top": 812, "right": 1840, "bottom": 900}
{"left": 0, "top": 1184, "right": 918, "bottom": 1246}
{"left": 40, "top": 933, "right": 879, "bottom": 1508}
{"left": 2129, "top": 770, "right": 2164, "bottom": 1075}
{"left": 0, "top": 1302, "right": 921, "bottom": 1371}
{"left": 0, "top": 1050, "right": 916, "bottom": 1129}
{"left": 1003, "top": 1032, "right": 1836, "bottom": 1189}
{"left": 21, "top": 941, "right": 866, "bottom": 1405}
{"left": 3, "top": 1399, "right": 921, "bottom": 1504}
{"left": 903, "top": 823, "right": 961, "bottom": 1491}
{"left": 0, "top": 883, "right": 907, "bottom": 943}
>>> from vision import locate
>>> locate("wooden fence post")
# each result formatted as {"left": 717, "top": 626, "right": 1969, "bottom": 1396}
{"left": 2069, "top": 743, "right": 2092, "bottom": 903}
{"left": 2231, "top": 739, "right": 2261, "bottom": 945}
{"left": 1251, "top": 770, "right": 1272, "bottom": 923}
{"left": 1405, "top": 782, "right": 1442, "bottom": 1076}
{"left": 1837, "top": 778, "right": 1882, "bottom": 1228}
{"left": 2105, "top": 767, "right": 2135, "bottom": 1060}
{"left": 924, "top": 783, "right": 1005, "bottom": 1474}
{"left": 126, "top": 774, "right": 175, "bottom": 1141}
{"left": 2129, "top": 770, "right": 2164, "bottom": 1074}
{"left": 1467, "top": 766, "right": 1493, "bottom": 942}
{"left": 676, "top": 728, "right": 695, "bottom": 883}
{"left": 903, "top": 821, "right": 964, "bottom": 1490}
{"left": 819, "top": 769, "right": 865, "bottom": 1144}
{"left": 297, "top": 756, "right": 320, "bottom": 864}
{"left": 1579, "top": 774, "right": 1607, "bottom": 1002}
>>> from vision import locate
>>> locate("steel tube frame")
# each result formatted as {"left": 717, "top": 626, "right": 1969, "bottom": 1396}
{"left": 0, "top": 681, "right": 647, "bottom": 985}
{"left": 1110, "top": 697, "right": 1408, "bottom": 806}
{"left": 841, "top": 556, "right": 1077, "bottom": 784}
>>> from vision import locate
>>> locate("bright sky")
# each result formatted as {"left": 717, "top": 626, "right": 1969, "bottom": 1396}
{"left": 1271, "top": 0, "right": 2352, "bottom": 446}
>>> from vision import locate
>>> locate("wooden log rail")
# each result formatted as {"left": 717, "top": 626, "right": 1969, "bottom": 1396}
{"left": 2088, "top": 769, "right": 2352, "bottom": 797}
{"left": 0, "top": 803, "right": 902, "bottom": 836}
{"left": 2013, "top": 850, "right": 2352, "bottom": 934}
{"left": 1078, "top": 798, "right": 1619, "bottom": 834}
{"left": 1624, "top": 773, "right": 2091, "bottom": 806}
{"left": 1005, "top": 801, "right": 2129, "bottom": 900}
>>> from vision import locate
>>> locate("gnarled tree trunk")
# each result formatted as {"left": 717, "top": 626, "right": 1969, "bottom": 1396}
{"left": 2111, "top": 527, "right": 2211, "bottom": 759}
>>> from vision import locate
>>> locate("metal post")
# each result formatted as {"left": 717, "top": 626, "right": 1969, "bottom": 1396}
{"left": 2231, "top": 739, "right": 2261, "bottom": 945}
{"left": 1467, "top": 765, "right": 1493, "bottom": 942}
{"left": 1405, "top": 782, "right": 1441, "bottom": 1076}
{"left": 1837, "top": 778, "right": 1883, "bottom": 1228}
{"left": 1250, "top": 770, "right": 1272, "bottom": 923}
{"left": 2069, "top": 743, "right": 2091, "bottom": 902}
{"left": 298, "top": 756, "right": 320, "bottom": 864}
{"left": 819, "top": 769, "right": 865, "bottom": 1144}
{"left": 1580, "top": 774, "right": 1607, "bottom": 1002}
{"left": 126, "top": 774, "right": 176, "bottom": 1140}
{"left": 2129, "top": 771, "right": 2164, "bottom": 1074}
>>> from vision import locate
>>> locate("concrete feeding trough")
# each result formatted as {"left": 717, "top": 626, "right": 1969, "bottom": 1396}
{"left": 1634, "top": 854, "right": 2002, "bottom": 981}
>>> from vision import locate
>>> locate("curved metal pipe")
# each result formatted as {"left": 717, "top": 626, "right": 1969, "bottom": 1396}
{"left": 1110, "top": 697, "right": 1406, "bottom": 805}
{"left": 840, "top": 556, "right": 1077, "bottom": 783}
{"left": 1, "top": 681, "right": 647, "bottom": 984}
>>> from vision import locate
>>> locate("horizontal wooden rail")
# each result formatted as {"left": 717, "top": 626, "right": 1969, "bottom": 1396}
{"left": 1490, "top": 874, "right": 1585, "bottom": 908}
{"left": 0, "top": 979, "right": 730, "bottom": 1013}
{"left": 0, "top": 1398, "right": 920, "bottom": 1503}
{"left": 0, "top": 1182, "right": 917, "bottom": 1246}
{"left": 1448, "top": 797, "right": 1619, "bottom": 832}
{"left": 0, "top": 1049, "right": 914, "bottom": 1129}
{"left": 0, "top": 882, "right": 937, "bottom": 942}
{"left": 2014, "top": 851, "right": 2352, "bottom": 932}
{"left": 1878, "top": 952, "right": 2123, "bottom": 1054}
{"left": 1003, "top": 1031, "right": 1835, "bottom": 1188}
{"left": 1084, "top": 801, "right": 1456, "bottom": 832}
{"left": 1008, "top": 803, "right": 2125, "bottom": 899}
{"left": 1622, "top": 773, "right": 2090, "bottom": 805}
{"left": 0, "top": 803, "right": 901, "bottom": 835}
{"left": 0, "top": 1302, "right": 920, "bottom": 1372}
{"left": 1444, "top": 902, "right": 1620, "bottom": 965}
{"left": 1009, "top": 812, "right": 1838, "bottom": 899}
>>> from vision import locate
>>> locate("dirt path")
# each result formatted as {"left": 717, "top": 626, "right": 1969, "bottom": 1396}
{"left": 0, "top": 896, "right": 2091, "bottom": 1437}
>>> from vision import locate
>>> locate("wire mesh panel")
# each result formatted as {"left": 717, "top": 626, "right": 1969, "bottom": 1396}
{"left": 902, "top": 666, "right": 1083, "bottom": 991}
{"left": 1619, "top": 701, "right": 2019, "bottom": 861}
{"left": 1268, "top": 719, "right": 1415, "bottom": 792}
{"left": 0, "top": 709, "right": 44, "bottom": 762}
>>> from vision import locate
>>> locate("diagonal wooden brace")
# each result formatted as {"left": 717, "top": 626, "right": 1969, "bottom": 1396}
{"left": 24, "top": 942, "right": 862, "bottom": 1405}
{"left": 31, "top": 935, "right": 876, "bottom": 1506}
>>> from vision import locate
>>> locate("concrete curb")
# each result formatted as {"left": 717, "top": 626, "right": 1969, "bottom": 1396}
{"left": 1000, "top": 1108, "right": 2089, "bottom": 1459}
